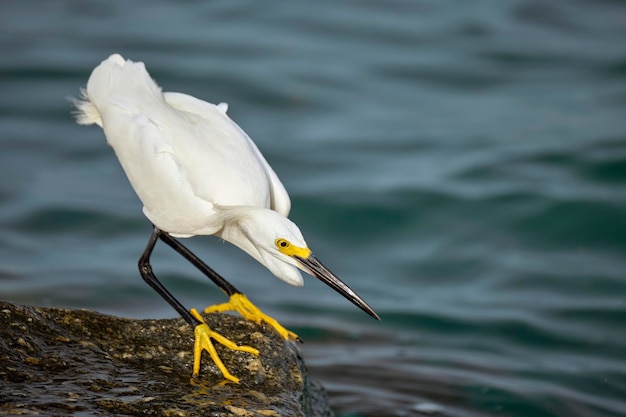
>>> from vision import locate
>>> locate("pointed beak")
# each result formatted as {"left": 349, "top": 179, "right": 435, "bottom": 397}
{"left": 295, "top": 253, "right": 380, "bottom": 320}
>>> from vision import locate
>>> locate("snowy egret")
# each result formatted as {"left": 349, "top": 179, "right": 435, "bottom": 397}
{"left": 74, "top": 54, "right": 379, "bottom": 383}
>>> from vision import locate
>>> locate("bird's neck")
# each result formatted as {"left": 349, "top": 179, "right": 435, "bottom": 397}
{"left": 213, "top": 205, "right": 268, "bottom": 261}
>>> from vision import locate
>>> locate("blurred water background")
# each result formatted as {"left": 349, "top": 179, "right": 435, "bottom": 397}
{"left": 2, "top": 1, "right": 626, "bottom": 416}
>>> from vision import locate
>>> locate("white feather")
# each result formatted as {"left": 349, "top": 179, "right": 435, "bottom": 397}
{"left": 75, "top": 54, "right": 300, "bottom": 284}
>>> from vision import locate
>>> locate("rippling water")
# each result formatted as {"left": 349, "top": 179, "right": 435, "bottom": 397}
{"left": 2, "top": 1, "right": 626, "bottom": 416}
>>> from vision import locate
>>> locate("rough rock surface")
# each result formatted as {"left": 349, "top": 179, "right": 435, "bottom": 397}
{"left": 0, "top": 300, "right": 334, "bottom": 417}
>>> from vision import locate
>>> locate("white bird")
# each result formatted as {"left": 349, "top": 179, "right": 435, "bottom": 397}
{"left": 74, "top": 54, "right": 379, "bottom": 383}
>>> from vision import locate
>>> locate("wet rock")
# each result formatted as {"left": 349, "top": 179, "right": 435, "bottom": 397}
{"left": 0, "top": 300, "right": 334, "bottom": 417}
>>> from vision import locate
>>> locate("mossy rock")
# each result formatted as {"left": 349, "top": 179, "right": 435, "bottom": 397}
{"left": 0, "top": 300, "right": 333, "bottom": 417}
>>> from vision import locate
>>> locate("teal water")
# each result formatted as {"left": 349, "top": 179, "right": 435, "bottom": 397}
{"left": 2, "top": 1, "right": 626, "bottom": 416}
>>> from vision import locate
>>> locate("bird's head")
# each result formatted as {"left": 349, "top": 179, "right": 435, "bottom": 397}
{"left": 222, "top": 208, "right": 379, "bottom": 320}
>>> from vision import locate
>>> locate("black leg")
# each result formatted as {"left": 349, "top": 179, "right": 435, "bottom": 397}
{"left": 138, "top": 226, "right": 201, "bottom": 327}
{"left": 147, "top": 225, "right": 301, "bottom": 344}
{"left": 158, "top": 231, "right": 242, "bottom": 297}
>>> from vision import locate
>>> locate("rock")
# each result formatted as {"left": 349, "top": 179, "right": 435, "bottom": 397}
{"left": 0, "top": 300, "right": 334, "bottom": 417}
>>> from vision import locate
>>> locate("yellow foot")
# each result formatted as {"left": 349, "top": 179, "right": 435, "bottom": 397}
{"left": 190, "top": 308, "right": 259, "bottom": 384}
{"left": 204, "top": 293, "right": 299, "bottom": 341}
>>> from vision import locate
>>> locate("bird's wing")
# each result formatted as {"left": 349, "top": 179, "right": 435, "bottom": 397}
{"left": 80, "top": 60, "right": 219, "bottom": 235}
{"left": 163, "top": 92, "right": 291, "bottom": 217}
{"left": 104, "top": 105, "right": 221, "bottom": 236}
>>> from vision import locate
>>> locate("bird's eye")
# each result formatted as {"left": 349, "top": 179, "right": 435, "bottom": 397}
{"left": 275, "top": 238, "right": 311, "bottom": 258}
{"left": 276, "top": 239, "right": 290, "bottom": 249}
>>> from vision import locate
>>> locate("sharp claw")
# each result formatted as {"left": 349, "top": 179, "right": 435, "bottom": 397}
{"left": 204, "top": 294, "right": 299, "bottom": 342}
{"left": 190, "top": 308, "right": 258, "bottom": 383}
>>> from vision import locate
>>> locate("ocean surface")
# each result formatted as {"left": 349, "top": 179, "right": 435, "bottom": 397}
{"left": 1, "top": 1, "right": 626, "bottom": 416}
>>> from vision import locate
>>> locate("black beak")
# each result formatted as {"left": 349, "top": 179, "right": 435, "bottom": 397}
{"left": 296, "top": 254, "right": 380, "bottom": 320}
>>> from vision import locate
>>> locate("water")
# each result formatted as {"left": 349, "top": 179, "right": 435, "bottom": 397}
{"left": 2, "top": 1, "right": 626, "bottom": 416}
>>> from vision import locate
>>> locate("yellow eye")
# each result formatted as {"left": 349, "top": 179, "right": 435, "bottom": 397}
{"left": 275, "top": 238, "right": 311, "bottom": 259}
{"left": 276, "top": 238, "right": 290, "bottom": 249}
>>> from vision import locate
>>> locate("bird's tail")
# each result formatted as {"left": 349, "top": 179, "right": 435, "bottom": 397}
{"left": 72, "top": 88, "right": 101, "bottom": 126}
{"left": 72, "top": 54, "right": 163, "bottom": 127}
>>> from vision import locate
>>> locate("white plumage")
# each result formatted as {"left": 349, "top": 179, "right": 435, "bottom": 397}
{"left": 75, "top": 53, "right": 378, "bottom": 324}
{"left": 74, "top": 54, "right": 378, "bottom": 383}
{"left": 75, "top": 54, "right": 309, "bottom": 285}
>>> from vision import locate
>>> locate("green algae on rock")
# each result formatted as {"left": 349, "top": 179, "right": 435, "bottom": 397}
{"left": 0, "top": 300, "right": 334, "bottom": 417}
